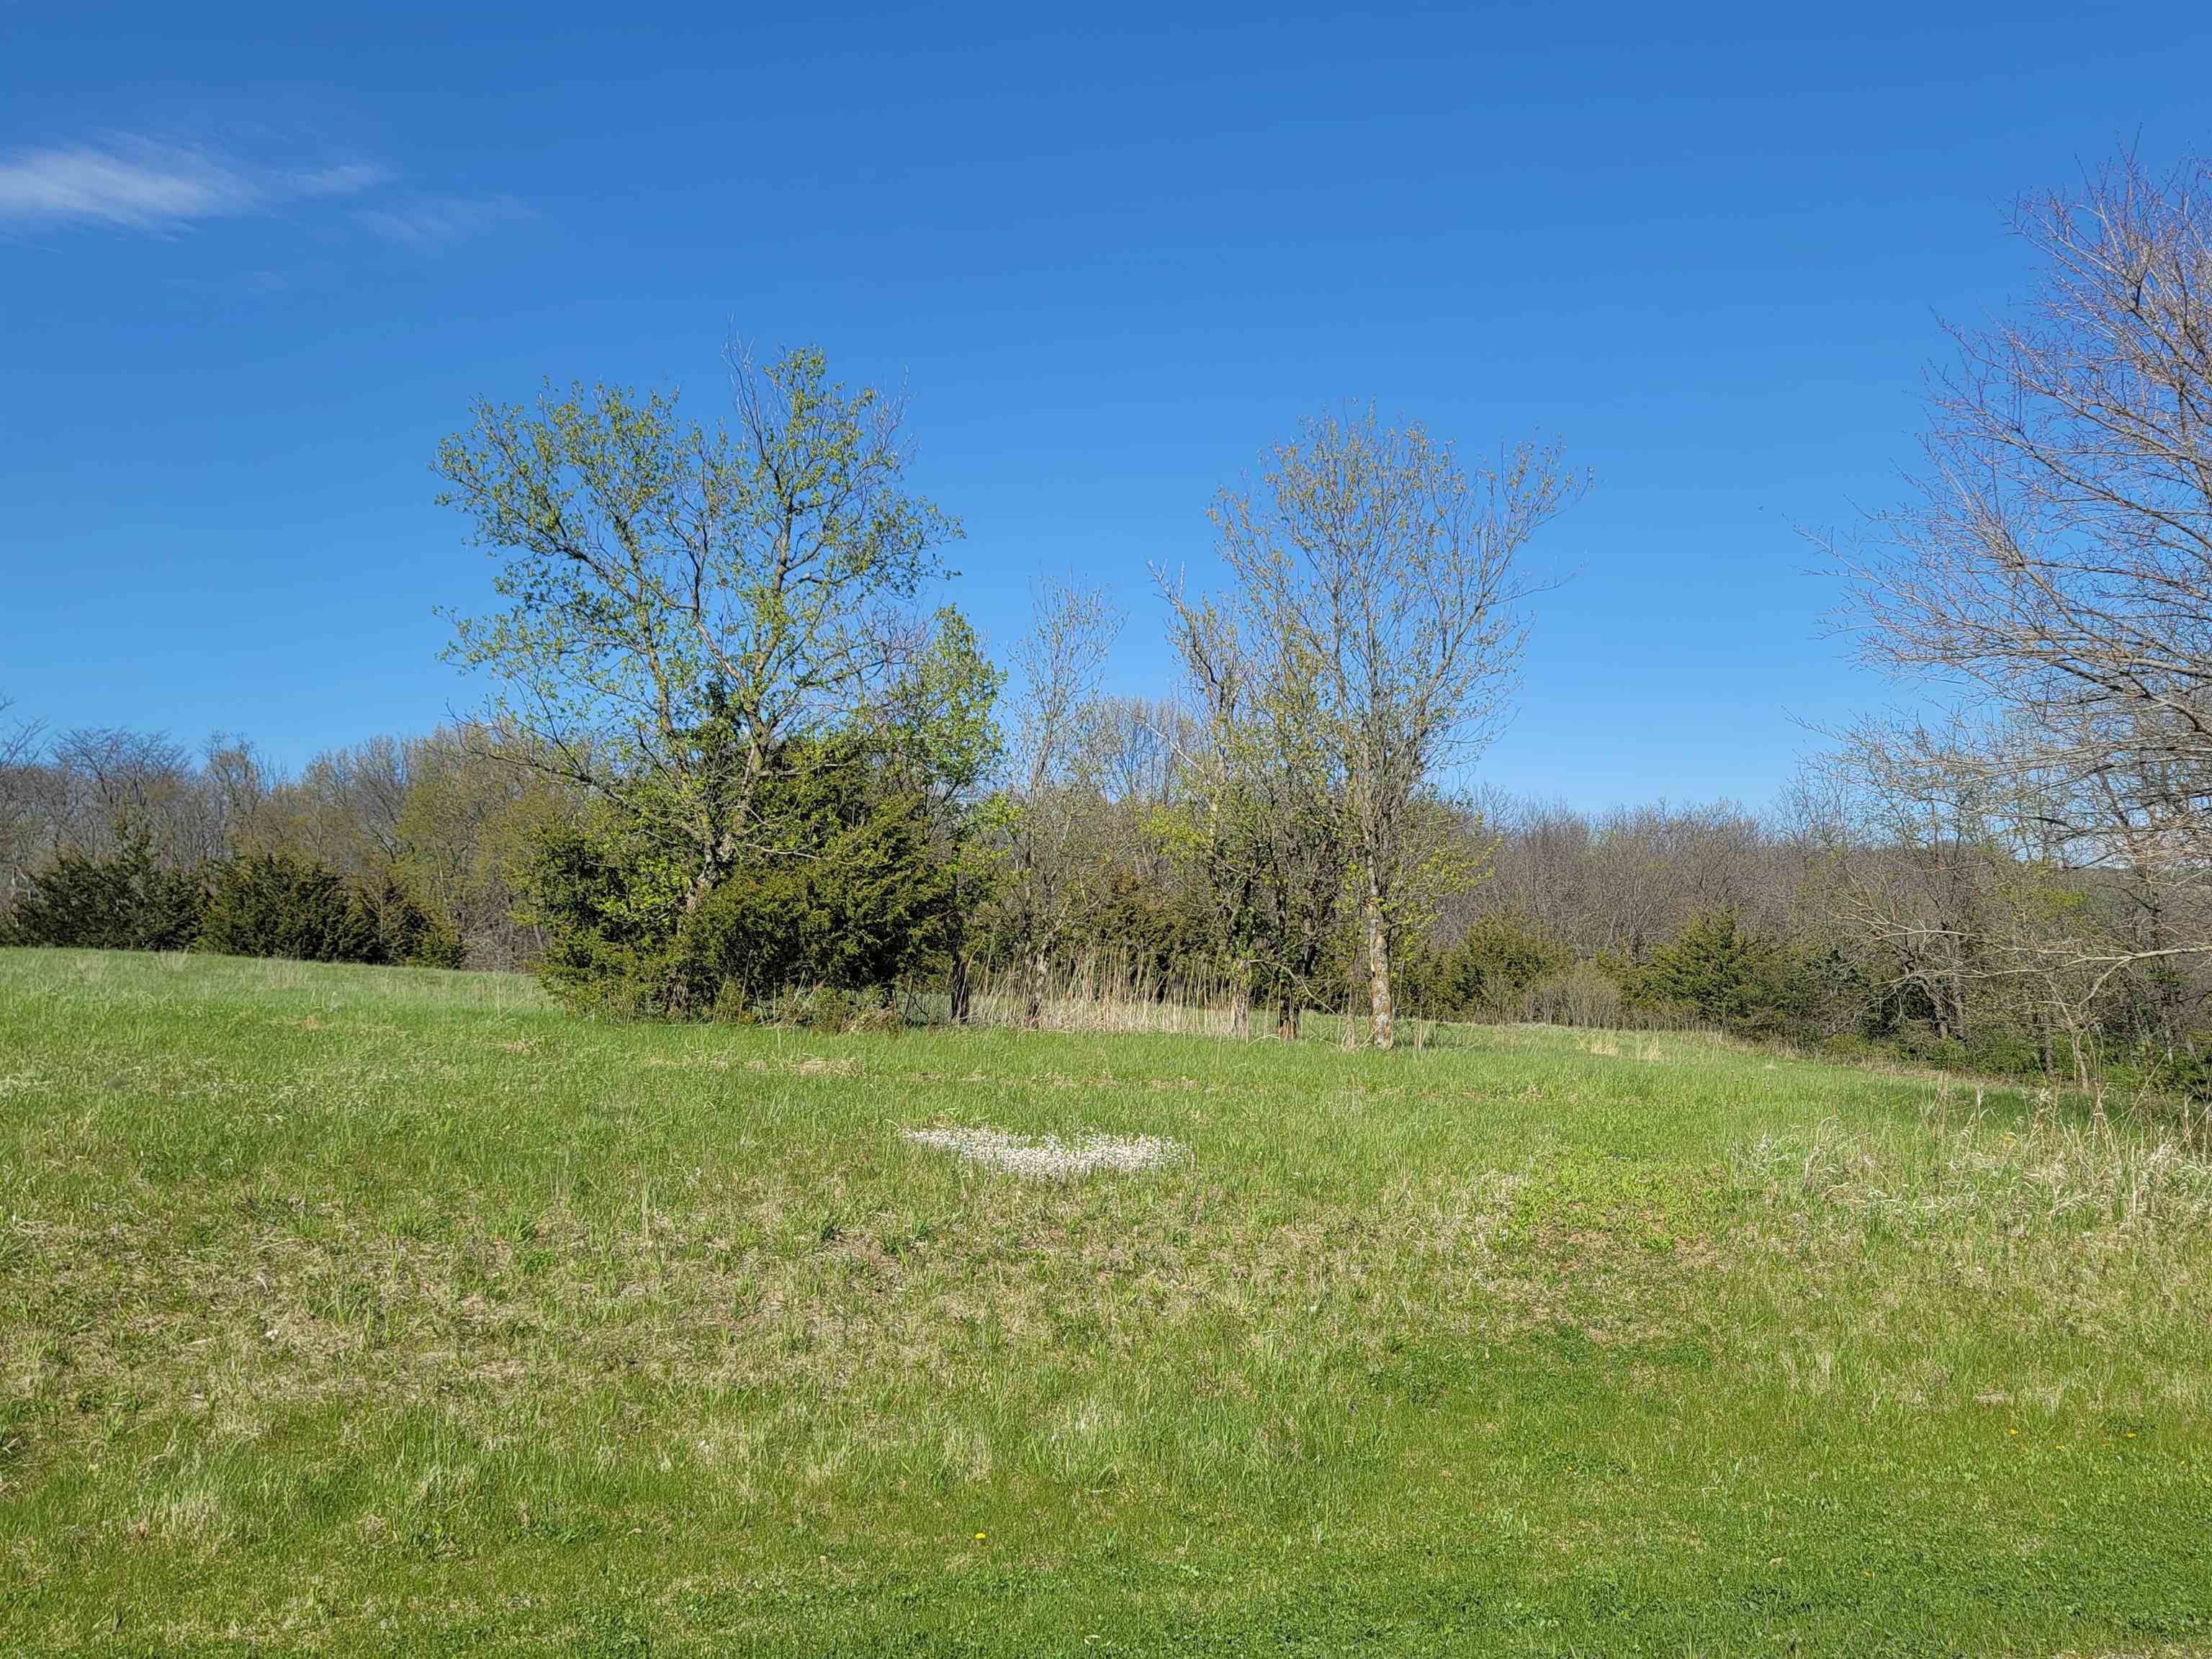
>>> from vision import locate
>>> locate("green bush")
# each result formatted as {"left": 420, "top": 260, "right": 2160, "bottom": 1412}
{"left": 1403, "top": 914, "right": 1571, "bottom": 1019}
{"left": 673, "top": 790, "right": 952, "bottom": 1014}
{"left": 518, "top": 813, "right": 688, "bottom": 1017}
{"left": 1637, "top": 911, "right": 1789, "bottom": 1033}
{"left": 6, "top": 835, "right": 205, "bottom": 951}
{"left": 361, "top": 876, "right": 467, "bottom": 969}
{"left": 2110, "top": 1040, "right": 2212, "bottom": 1103}
{"left": 525, "top": 737, "right": 957, "bottom": 1020}
{"left": 199, "top": 852, "right": 384, "bottom": 964}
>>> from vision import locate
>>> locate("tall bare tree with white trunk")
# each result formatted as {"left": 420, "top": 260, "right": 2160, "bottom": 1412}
{"left": 1208, "top": 408, "right": 1586, "bottom": 1048}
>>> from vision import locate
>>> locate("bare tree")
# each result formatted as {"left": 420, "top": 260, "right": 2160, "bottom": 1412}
{"left": 1793, "top": 714, "right": 2185, "bottom": 1089}
{"left": 200, "top": 735, "right": 274, "bottom": 859}
{"left": 0, "top": 697, "right": 47, "bottom": 904}
{"left": 1208, "top": 407, "right": 1586, "bottom": 1046}
{"left": 1087, "top": 696, "right": 1191, "bottom": 811}
{"left": 1794, "top": 727, "right": 2007, "bottom": 1048}
{"left": 1830, "top": 151, "right": 2212, "bottom": 1007}
{"left": 390, "top": 722, "right": 585, "bottom": 969}
{"left": 42, "top": 729, "right": 211, "bottom": 866}
{"left": 996, "top": 577, "right": 1123, "bottom": 1025}
{"left": 1161, "top": 585, "right": 1349, "bottom": 1038}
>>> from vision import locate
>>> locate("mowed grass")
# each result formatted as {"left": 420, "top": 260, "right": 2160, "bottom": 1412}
{"left": 2, "top": 951, "right": 2209, "bottom": 1657}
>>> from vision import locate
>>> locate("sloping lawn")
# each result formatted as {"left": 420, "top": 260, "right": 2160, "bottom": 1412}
{"left": 2, "top": 948, "right": 2207, "bottom": 1655}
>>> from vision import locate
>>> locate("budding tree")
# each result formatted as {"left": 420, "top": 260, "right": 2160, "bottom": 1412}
{"left": 434, "top": 343, "right": 960, "bottom": 923}
{"left": 1208, "top": 408, "right": 1586, "bottom": 1047}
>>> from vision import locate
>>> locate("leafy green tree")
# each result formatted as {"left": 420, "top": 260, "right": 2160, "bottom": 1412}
{"left": 199, "top": 852, "right": 383, "bottom": 964}
{"left": 434, "top": 344, "right": 962, "bottom": 990}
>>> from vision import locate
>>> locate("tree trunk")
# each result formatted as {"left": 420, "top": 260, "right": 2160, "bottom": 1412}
{"left": 1364, "top": 878, "right": 1394, "bottom": 1051}
{"left": 1923, "top": 968, "right": 1955, "bottom": 1045}
{"left": 682, "top": 849, "right": 721, "bottom": 917}
{"left": 1025, "top": 949, "right": 1048, "bottom": 1028}
{"left": 1228, "top": 974, "right": 1251, "bottom": 1040}
{"left": 949, "top": 935, "right": 971, "bottom": 1026}
{"left": 1283, "top": 909, "right": 1319, "bottom": 1043}
{"left": 943, "top": 866, "right": 973, "bottom": 1025}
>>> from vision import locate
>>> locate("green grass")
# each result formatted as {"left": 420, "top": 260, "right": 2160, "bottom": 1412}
{"left": 3, "top": 948, "right": 2208, "bottom": 1657}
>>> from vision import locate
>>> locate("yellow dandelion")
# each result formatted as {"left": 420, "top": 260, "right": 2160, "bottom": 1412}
{"left": 975, "top": 1531, "right": 988, "bottom": 1541}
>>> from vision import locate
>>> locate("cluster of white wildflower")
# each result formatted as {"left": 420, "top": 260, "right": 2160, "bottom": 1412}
{"left": 902, "top": 1124, "right": 1184, "bottom": 1180}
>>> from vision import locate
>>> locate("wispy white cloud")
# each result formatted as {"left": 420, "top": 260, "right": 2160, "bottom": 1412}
{"left": 293, "top": 162, "right": 393, "bottom": 201}
{"left": 351, "top": 193, "right": 534, "bottom": 250}
{"left": 0, "top": 138, "right": 390, "bottom": 233}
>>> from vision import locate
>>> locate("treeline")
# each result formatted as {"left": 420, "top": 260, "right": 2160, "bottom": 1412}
{"left": 6, "top": 150, "right": 2208, "bottom": 1103}
{"left": 5, "top": 698, "right": 2206, "bottom": 1097}
{"left": 0, "top": 721, "right": 567, "bottom": 970}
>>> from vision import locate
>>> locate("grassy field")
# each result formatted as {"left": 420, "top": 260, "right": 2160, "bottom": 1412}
{"left": 2, "top": 949, "right": 2209, "bottom": 1657}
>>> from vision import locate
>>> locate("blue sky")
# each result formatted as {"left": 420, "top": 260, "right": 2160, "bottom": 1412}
{"left": 4, "top": 1, "right": 2208, "bottom": 811}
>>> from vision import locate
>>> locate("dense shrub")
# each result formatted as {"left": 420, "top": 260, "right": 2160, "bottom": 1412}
{"left": 1636, "top": 910, "right": 1789, "bottom": 1033}
{"left": 360, "top": 876, "right": 468, "bottom": 968}
{"left": 676, "top": 793, "right": 951, "bottom": 1009}
{"left": 199, "top": 851, "right": 384, "bottom": 963}
{"left": 526, "top": 737, "right": 958, "bottom": 1019}
{"left": 1071, "top": 867, "right": 1216, "bottom": 993}
{"left": 1403, "top": 914, "right": 1571, "bottom": 1019}
{"left": 1, "top": 833, "right": 464, "bottom": 974}
{"left": 1519, "top": 960, "right": 1624, "bottom": 1027}
{"left": 4, "top": 836, "right": 205, "bottom": 951}
{"left": 518, "top": 813, "right": 688, "bottom": 1015}
{"left": 2112, "top": 1040, "right": 2212, "bottom": 1104}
